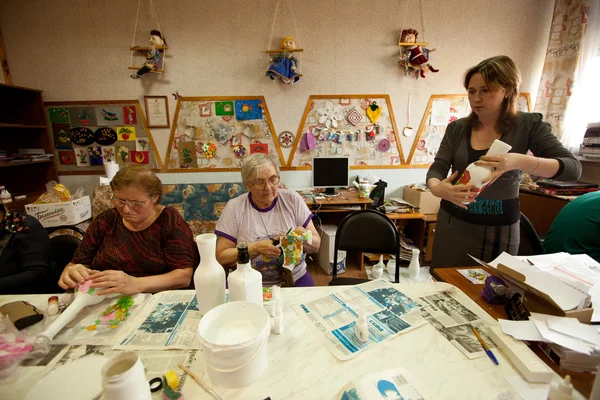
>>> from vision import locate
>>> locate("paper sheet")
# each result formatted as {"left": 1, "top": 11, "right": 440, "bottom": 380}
{"left": 294, "top": 279, "right": 426, "bottom": 360}
{"left": 546, "top": 315, "right": 600, "bottom": 346}
{"left": 457, "top": 268, "right": 490, "bottom": 284}
{"left": 530, "top": 313, "right": 595, "bottom": 354}
{"left": 430, "top": 99, "right": 451, "bottom": 126}
{"left": 336, "top": 368, "right": 424, "bottom": 400}
{"left": 498, "top": 319, "right": 547, "bottom": 342}
{"left": 504, "top": 375, "right": 550, "bottom": 400}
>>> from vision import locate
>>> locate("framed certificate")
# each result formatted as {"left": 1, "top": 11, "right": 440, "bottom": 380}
{"left": 144, "top": 95, "right": 170, "bottom": 128}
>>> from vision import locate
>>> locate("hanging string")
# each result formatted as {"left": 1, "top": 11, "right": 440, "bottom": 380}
{"left": 266, "top": 0, "right": 280, "bottom": 54}
{"left": 398, "top": 0, "right": 411, "bottom": 44}
{"left": 419, "top": 0, "right": 426, "bottom": 41}
{"left": 149, "top": 0, "right": 162, "bottom": 34}
{"left": 287, "top": 0, "right": 302, "bottom": 73}
{"left": 130, "top": 0, "right": 142, "bottom": 66}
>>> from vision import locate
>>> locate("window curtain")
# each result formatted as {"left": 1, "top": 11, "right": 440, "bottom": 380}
{"left": 534, "top": 0, "right": 590, "bottom": 142}
{"left": 561, "top": 0, "right": 600, "bottom": 150}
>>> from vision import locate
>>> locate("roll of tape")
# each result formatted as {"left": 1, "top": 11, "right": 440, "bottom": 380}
{"left": 163, "top": 370, "right": 179, "bottom": 390}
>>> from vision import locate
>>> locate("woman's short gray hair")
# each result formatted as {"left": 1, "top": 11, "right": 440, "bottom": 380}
{"left": 241, "top": 153, "right": 280, "bottom": 186}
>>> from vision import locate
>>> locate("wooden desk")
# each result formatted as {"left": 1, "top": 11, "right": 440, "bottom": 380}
{"left": 519, "top": 188, "right": 570, "bottom": 237}
{"left": 432, "top": 266, "right": 595, "bottom": 398}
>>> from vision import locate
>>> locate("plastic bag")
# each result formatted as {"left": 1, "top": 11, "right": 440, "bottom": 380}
{"left": 33, "top": 182, "right": 72, "bottom": 204}
{"left": 0, "top": 314, "right": 33, "bottom": 378}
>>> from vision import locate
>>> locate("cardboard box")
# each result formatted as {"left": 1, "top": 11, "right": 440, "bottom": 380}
{"left": 25, "top": 196, "right": 91, "bottom": 227}
{"left": 402, "top": 186, "right": 440, "bottom": 214}
{"left": 317, "top": 224, "right": 346, "bottom": 275}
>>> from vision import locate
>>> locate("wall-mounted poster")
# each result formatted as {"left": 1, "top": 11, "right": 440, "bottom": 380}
{"left": 45, "top": 100, "right": 162, "bottom": 174}
{"left": 165, "top": 96, "right": 285, "bottom": 171}
{"left": 287, "top": 95, "right": 404, "bottom": 169}
{"left": 406, "top": 93, "right": 532, "bottom": 166}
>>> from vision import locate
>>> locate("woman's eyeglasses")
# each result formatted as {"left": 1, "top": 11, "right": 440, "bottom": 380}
{"left": 111, "top": 196, "right": 149, "bottom": 209}
{"left": 252, "top": 176, "right": 280, "bottom": 189}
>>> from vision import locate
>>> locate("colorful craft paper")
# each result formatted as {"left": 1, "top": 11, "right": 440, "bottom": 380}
{"left": 117, "top": 126, "right": 136, "bottom": 141}
{"left": 234, "top": 100, "right": 262, "bottom": 120}
{"left": 49, "top": 108, "right": 70, "bottom": 123}
{"left": 96, "top": 107, "right": 122, "bottom": 125}
{"left": 58, "top": 151, "right": 76, "bottom": 165}
{"left": 215, "top": 101, "right": 234, "bottom": 116}
{"left": 88, "top": 146, "right": 103, "bottom": 165}
{"left": 74, "top": 147, "right": 90, "bottom": 166}
{"left": 131, "top": 151, "right": 149, "bottom": 164}
{"left": 69, "top": 107, "right": 97, "bottom": 126}
{"left": 135, "top": 138, "right": 149, "bottom": 151}
{"left": 69, "top": 127, "right": 95, "bottom": 146}
{"left": 122, "top": 106, "right": 137, "bottom": 124}
{"left": 250, "top": 143, "right": 268, "bottom": 154}
{"left": 101, "top": 146, "right": 116, "bottom": 164}
{"left": 116, "top": 146, "right": 130, "bottom": 164}
{"left": 233, "top": 144, "right": 247, "bottom": 158}
{"left": 198, "top": 103, "right": 212, "bottom": 117}
{"left": 94, "top": 127, "right": 118, "bottom": 145}
{"left": 52, "top": 123, "right": 72, "bottom": 149}
{"left": 177, "top": 142, "right": 197, "bottom": 168}
{"left": 281, "top": 229, "right": 312, "bottom": 270}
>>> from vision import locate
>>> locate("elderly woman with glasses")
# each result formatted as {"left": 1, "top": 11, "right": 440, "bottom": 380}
{"left": 215, "top": 153, "right": 321, "bottom": 287}
{"left": 58, "top": 164, "right": 199, "bottom": 295}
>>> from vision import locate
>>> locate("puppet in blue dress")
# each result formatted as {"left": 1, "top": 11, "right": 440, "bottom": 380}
{"left": 266, "top": 36, "right": 302, "bottom": 84}
{"left": 130, "top": 30, "right": 166, "bottom": 79}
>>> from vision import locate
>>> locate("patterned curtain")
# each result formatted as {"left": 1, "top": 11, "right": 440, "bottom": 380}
{"left": 534, "top": 0, "right": 590, "bottom": 138}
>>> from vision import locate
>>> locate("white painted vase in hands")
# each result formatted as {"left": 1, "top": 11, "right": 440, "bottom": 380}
{"left": 456, "top": 139, "right": 512, "bottom": 203}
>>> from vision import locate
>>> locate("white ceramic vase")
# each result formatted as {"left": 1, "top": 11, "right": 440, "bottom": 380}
{"left": 194, "top": 233, "right": 226, "bottom": 315}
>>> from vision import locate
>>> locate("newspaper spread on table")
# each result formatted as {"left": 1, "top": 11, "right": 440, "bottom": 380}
{"left": 418, "top": 291, "right": 495, "bottom": 359}
{"left": 115, "top": 291, "right": 202, "bottom": 350}
{"left": 336, "top": 367, "right": 424, "bottom": 400}
{"left": 295, "top": 279, "right": 426, "bottom": 360}
{"left": 50, "top": 293, "right": 151, "bottom": 346}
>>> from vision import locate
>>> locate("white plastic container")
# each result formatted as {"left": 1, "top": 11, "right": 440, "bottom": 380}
{"left": 457, "top": 139, "right": 512, "bottom": 202}
{"left": 194, "top": 233, "right": 226, "bottom": 315}
{"left": 197, "top": 302, "right": 270, "bottom": 388}
{"left": 228, "top": 242, "right": 263, "bottom": 306}
{"left": 356, "top": 308, "right": 369, "bottom": 343}
{"left": 372, "top": 255, "right": 384, "bottom": 279}
{"left": 408, "top": 248, "right": 420, "bottom": 278}
{"left": 101, "top": 352, "right": 151, "bottom": 400}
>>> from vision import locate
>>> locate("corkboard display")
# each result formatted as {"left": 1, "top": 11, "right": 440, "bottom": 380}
{"left": 287, "top": 95, "right": 404, "bottom": 169}
{"left": 407, "top": 93, "right": 532, "bottom": 166}
{"left": 45, "top": 100, "right": 162, "bottom": 174}
{"left": 165, "top": 96, "right": 285, "bottom": 171}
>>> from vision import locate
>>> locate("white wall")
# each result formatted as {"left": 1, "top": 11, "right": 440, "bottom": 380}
{"left": 0, "top": 0, "right": 554, "bottom": 197}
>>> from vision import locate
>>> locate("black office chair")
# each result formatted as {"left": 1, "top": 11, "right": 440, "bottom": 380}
{"left": 330, "top": 209, "right": 401, "bottom": 286}
{"left": 518, "top": 212, "right": 544, "bottom": 256}
{"left": 45, "top": 225, "right": 85, "bottom": 292}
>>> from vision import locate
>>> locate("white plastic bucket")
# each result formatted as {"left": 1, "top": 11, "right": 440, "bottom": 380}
{"left": 197, "top": 301, "right": 270, "bottom": 388}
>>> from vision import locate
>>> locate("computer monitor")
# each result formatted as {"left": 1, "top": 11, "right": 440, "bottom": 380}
{"left": 312, "top": 157, "right": 350, "bottom": 195}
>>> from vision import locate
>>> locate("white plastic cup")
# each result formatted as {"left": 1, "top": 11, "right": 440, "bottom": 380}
{"left": 486, "top": 139, "right": 512, "bottom": 157}
{"left": 101, "top": 352, "right": 151, "bottom": 400}
{"left": 104, "top": 163, "right": 120, "bottom": 181}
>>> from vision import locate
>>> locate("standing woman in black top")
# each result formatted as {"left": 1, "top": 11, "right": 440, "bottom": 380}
{"left": 426, "top": 55, "right": 581, "bottom": 268}
{"left": 0, "top": 205, "right": 53, "bottom": 294}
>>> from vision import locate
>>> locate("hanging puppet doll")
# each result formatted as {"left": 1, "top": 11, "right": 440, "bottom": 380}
{"left": 266, "top": 36, "right": 302, "bottom": 84}
{"left": 130, "top": 30, "right": 166, "bottom": 79}
{"left": 399, "top": 29, "right": 438, "bottom": 79}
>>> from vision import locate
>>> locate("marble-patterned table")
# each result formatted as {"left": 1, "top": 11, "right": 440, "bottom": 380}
{"left": 2, "top": 283, "right": 586, "bottom": 399}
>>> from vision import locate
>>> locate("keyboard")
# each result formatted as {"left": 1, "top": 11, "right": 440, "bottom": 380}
{"left": 317, "top": 204, "right": 362, "bottom": 210}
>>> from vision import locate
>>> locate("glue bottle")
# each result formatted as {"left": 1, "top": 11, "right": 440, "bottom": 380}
{"left": 271, "top": 286, "right": 284, "bottom": 334}
{"left": 356, "top": 308, "right": 369, "bottom": 343}
{"left": 372, "top": 255, "right": 384, "bottom": 279}
{"left": 228, "top": 242, "right": 263, "bottom": 306}
{"left": 547, "top": 375, "right": 574, "bottom": 400}
{"left": 408, "top": 248, "right": 420, "bottom": 278}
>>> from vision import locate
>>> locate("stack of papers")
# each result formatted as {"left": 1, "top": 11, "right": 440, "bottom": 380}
{"left": 498, "top": 315, "right": 600, "bottom": 372}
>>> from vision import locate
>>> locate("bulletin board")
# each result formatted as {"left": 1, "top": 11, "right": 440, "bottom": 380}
{"left": 406, "top": 93, "right": 532, "bottom": 166}
{"left": 165, "top": 96, "right": 285, "bottom": 171}
{"left": 45, "top": 100, "right": 163, "bottom": 174}
{"left": 287, "top": 95, "right": 404, "bottom": 169}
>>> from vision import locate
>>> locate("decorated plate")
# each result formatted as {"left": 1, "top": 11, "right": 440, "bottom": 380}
{"left": 233, "top": 144, "right": 247, "bottom": 158}
{"left": 278, "top": 131, "right": 295, "bottom": 148}
{"left": 69, "top": 127, "right": 95, "bottom": 146}
{"left": 378, "top": 138, "right": 391, "bottom": 152}
{"left": 94, "top": 127, "right": 118, "bottom": 145}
